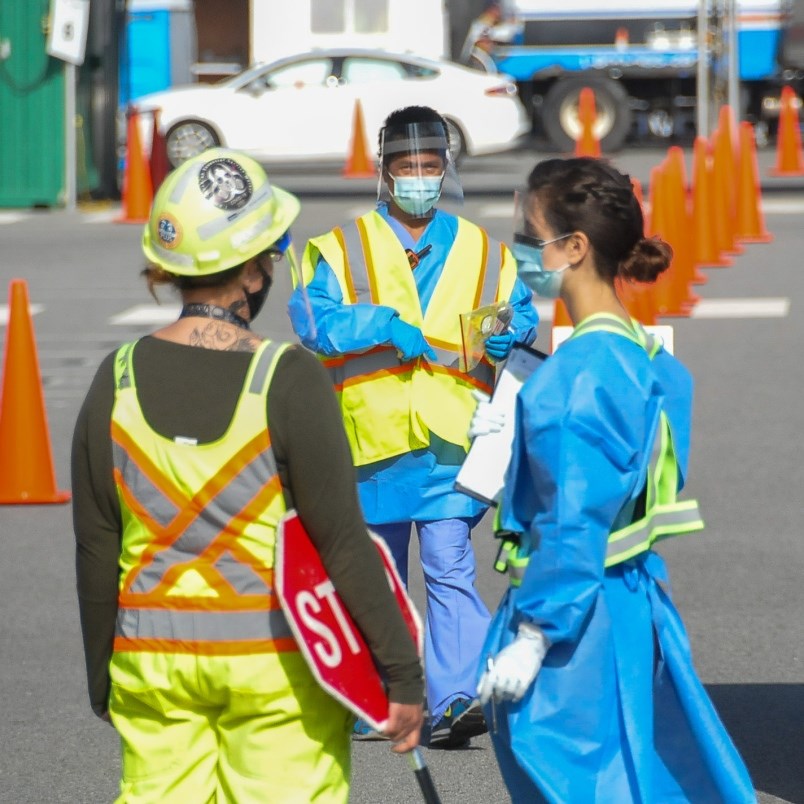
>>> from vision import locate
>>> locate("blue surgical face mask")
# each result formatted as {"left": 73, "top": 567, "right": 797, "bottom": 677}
{"left": 511, "top": 237, "right": 571, "bottom": 299}
{"left": 391, "top": 175, "right": 443, "bottom": 217}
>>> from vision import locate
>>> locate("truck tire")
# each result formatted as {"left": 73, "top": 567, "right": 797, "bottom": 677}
{"left": 541, "top": 76, "right": 631, "bottom": 153}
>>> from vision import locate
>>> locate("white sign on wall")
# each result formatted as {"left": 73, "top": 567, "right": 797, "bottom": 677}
{"left": 46, "top": 0, "right": 90, "bottom": 66}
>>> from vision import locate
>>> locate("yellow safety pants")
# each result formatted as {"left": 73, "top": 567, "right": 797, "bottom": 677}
{"left": 108, "top": 650, "right": 352, "bottom": 803}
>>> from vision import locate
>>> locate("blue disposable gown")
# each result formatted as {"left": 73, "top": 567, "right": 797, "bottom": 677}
{"left": 484, "top": 330, "right": 755, "bottom": 804}
{"left": 288, "top": 203, "right": 539, "bottom": 524}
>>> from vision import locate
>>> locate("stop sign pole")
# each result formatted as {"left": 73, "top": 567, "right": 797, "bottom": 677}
{"left": 275, "top": 511, "right": 441, "bottom": 803}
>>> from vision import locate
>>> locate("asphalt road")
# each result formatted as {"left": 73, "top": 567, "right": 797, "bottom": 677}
{"left": 0, "top": 148, "right": 802, "bottom": 803}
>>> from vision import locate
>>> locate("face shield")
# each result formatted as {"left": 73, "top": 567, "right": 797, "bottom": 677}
{"left": 377, "top": 120, "right": 463, "bottom": 215}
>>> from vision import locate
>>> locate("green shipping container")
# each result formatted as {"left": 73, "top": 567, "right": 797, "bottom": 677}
{"left": 0, "top": 1, "right": 65, "bottom": 207}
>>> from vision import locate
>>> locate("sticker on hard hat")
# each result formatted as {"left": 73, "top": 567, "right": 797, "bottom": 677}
{"left": 157, "top": 214, "right": 182, "bottom": 249}
{"left": 199, "top": 157, "right": 253, "bottom": 211}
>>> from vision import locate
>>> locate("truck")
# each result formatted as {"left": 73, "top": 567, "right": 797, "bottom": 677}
{"left": 482, "top": 0, "right": 804, "bottom": 151}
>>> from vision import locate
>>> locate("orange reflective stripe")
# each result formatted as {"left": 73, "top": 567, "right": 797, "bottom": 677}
{"left": 111, "top": 420, "right": 189, "bottom": 511}
{"left": 113, "top": 636, "right": 299, "bottom": 655}
{"left": 471, "top": 229, "right": 490, "bottom": 311}
{"left": 121, "top": 430, "right": 271, "bottom": 579}
{"left": 429, "top": 363, "right": 493, "bottom": 395}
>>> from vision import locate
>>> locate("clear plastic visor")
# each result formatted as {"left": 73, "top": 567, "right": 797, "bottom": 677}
{"left": 378, "top": 121, "right": 463, "bottom": 205}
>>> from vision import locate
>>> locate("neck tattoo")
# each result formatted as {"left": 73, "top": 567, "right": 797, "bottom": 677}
{"left": 179, "top": 303, "right": 250, "bottom": 330}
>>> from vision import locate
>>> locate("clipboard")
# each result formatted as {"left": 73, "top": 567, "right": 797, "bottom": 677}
{"left": 454, "top": 343, "right": 547, "bottom": 506}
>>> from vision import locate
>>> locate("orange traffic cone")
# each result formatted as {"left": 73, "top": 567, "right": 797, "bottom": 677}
{"left": 149, "top": 109, "right": 171, "bottom": 191}
{"left": 650, "top": 162, "right": 687, "bottom": 317}
{"left": 712, "top": 126, "right": 744, "bottom": 255}
{"left": 574, "top": 87, "right": 601, "bottom": 158}
{"left": 0, "top": 280, "right": 70, "bottom": 504}
{"left": 736, "top": 121, "right": 773, "bottom": 243}
{"left": 691, "top": 136, "right": 732, "bottom": 267}
{"left": 116, "top": 109, "right": 153, "bottom": 224}
{"left": 618, "top": 278, "right": 657, "bottom": 325}
{"left": 343, "top": 100, "right": 376, "bottom": 179}
{"left": 668, "top": 145, "right": 707, "bottom": 286}
{"left": 770, "top": 85, "right": 804, "bottom": 176}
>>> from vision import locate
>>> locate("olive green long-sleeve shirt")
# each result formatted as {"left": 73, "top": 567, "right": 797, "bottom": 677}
{"left": 72, "top": 336, "right": 423, "bottom": 716}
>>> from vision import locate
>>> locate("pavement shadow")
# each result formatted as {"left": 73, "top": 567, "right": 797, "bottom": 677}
{"left": 706, "top": 683, "right": 804, "bottom": 804}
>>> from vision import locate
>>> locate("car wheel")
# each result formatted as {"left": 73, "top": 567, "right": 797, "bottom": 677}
{"left": 444, "top": 118, "right": 466, "bottom": 165}
{"left": 541, "top": 77, "right": 631, "bottom": 153}
{"left": 165, "top": 120, "right": 221, "bottom": 168}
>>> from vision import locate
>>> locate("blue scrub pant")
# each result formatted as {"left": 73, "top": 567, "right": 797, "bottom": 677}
{"left": 371, "top": 517, "right": 491, "bottom": 723}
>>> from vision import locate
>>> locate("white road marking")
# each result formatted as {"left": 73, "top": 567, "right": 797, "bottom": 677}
{"left": 690, "top": 297, "right": 790, "bottom": 318}
{"left": 0, "top": 304, "right": 44, "bottom": 325}
{"left": 109, "top": 304, "right": 181, "bottom": 326}
{"left": 0, "top": 213, "right": 27, "bottom": 225}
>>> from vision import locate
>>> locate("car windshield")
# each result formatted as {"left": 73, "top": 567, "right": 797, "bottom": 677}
{"left": 223, "top": 58, "right": 335, "bottom": 91}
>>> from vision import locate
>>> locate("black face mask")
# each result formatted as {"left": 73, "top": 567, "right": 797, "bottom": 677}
{"left": 245, "top": 263, "right": 272, "bottom": 321}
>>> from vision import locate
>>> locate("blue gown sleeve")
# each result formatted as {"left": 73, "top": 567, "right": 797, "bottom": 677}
{"left": 508, "top": 277, "right": 539, "bottom": 346}
{"left": 287, "top": 256, "right": 401, "bottom": 356}
{"left": 505, "top": 340, "right": 653, "bottom": 646}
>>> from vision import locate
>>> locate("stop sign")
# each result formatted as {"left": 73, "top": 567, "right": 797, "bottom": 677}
{"left": 275, "top": 510, "right": 423, "bottom": 732}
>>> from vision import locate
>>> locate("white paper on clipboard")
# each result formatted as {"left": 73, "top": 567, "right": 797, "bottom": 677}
{"left": 454, "top": 343, "right": 547, "bottom": 506}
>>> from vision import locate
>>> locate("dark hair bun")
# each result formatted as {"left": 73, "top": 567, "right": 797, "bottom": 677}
{"left": 620, "top": 237, "right": 672, "bottom": 283}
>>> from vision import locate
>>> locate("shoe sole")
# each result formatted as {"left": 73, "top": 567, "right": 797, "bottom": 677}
{"left": 450, "top": 706, "right": 488, "bottom": 743}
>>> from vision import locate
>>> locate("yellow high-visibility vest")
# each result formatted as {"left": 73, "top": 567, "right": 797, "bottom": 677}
{"left": 110, "top": 339, "right": 298, "bottom": 657}
{"left": 495, "top": 315, "right": 704, "bottom": 586}
{"left": 302, "top": 210, "right": 519, "bottom": 465}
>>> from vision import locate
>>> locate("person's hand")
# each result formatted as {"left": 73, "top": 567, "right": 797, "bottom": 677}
{"left": 384, "top": 701, "right": 424, "bottom": 753}
{"left": 484, "top": 331, "right": 515, "bottom": 362}
{"left": 477, "top": 623, "right": 550, "bottom": 705}
{"left": 389, "top": 317, "right": 437, "bottom": 362}
{"left": 468, "top": 389, "right": 506, "bottom": 439}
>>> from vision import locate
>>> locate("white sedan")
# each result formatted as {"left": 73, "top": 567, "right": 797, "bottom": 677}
{"left": 132, "top": 49, "right": 530, "bottom": 167}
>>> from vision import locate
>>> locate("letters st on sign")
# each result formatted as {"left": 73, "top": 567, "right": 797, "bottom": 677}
{"left": 275, "top": 511, "right": 423, "bottom": 732}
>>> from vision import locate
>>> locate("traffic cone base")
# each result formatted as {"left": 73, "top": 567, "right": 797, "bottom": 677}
{"left": 0, "top": 280, "right": 70, "bottom": 505}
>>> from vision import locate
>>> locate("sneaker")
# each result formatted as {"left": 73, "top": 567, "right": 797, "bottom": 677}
{"left": 428, "top": 697, "right": 487, "bottom": 748}
{"left": 352, "top": 717, "right": 388, "bottom": 741}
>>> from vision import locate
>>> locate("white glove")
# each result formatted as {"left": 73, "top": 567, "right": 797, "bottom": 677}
{"left": 468, "top": 389, "right": 506, "bottom": 439}
{"left": 477, "top": 623, "right": 550, "bottom": 705}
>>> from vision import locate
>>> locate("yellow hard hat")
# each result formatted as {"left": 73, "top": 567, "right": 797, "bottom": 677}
{"left": 142, "top": 148, "right": 301, "bottom": 276}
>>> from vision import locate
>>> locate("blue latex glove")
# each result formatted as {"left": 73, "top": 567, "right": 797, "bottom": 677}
{"left": 484, "top": 331, "right": 515, "bottom": 362}
{"left": 389, "top": 317, "right": 437, "bottom": 362}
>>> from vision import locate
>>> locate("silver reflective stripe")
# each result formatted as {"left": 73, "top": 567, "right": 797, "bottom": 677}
{"left": 148, "top": 239, "right": 196, "bottom": 269}
{"left": 479, "top": 237, "right": 502, "bottom": 307}
{"left": 248, "top": 340, "right": 284, "bottom": 395}
{"left": 573, "top": 316, "right": 638, "bottom": 343}
{"left": 113, "top": 442, "right": 179, "bottom": 527}
{"left": 116, "top": 607, "right": 293, "bottom": 642}
{"left": 341, "top": 222, "right": 371, "bottom": 302}
{"left": 213, "top": 554, "right": 271, "bottom": 595}
{"left": 169, "top": 163, "right": 197, "bottom": 204}
{"left": 431, "top": 346, "right": 461, "bottom": 369}
{"left": 328, "top": 349, "right": 399, "bottom": 385}
{"left": 196, "top": 186, "right": 272, "bottom": 242}
{"left": 124, "top": 447, "right": 277, "bottom": 595}
{"left": 605, "top": 503, "right": 703, "bottom": 563}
